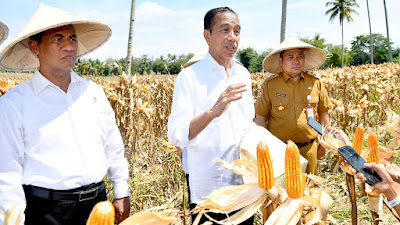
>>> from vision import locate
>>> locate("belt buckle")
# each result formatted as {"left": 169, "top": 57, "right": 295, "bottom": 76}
{"left": 78, "top": 188, "right": 98, "bottom": 202}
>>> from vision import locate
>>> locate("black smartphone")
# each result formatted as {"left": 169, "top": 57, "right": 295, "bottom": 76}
{"left": 338, "top": 145, "right": 382, "bottom": 186}
{"left": 307, "top": 118, "right": 329, "bottom": 137}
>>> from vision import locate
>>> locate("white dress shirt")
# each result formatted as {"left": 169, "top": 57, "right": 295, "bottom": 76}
{"left": 0, "top": 70, "right": 129, "bottom": 223}
{"left": 167, "top": 53, "right": 255, "bottom": 202}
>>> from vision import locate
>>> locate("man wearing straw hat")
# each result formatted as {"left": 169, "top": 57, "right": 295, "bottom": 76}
{"left": 255, "top": 37, "right": 333, "bottom": 175}
{"left": 168, "top": 7, "right": 254, "bottom": 224}
{"left": 0, "top": 21, "right": 8, "bottom": 46}
{"left": 0, "top": 4, "right": 130, "bottom": 224}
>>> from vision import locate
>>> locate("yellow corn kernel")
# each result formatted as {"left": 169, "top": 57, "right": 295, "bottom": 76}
{"left": 86, "top": 201, "right": 115, "bottom": 225}
{"left": 352, "top": 126, "right": 365, "bottom": 155}
{"left": 367, "top": 133, "right": 380, "bottom": 164}
{"left": 285, "top": 140, "right": 302, "bottom": 199}
{"left": 257, "top": 141, "right": 274, "bottom": 190}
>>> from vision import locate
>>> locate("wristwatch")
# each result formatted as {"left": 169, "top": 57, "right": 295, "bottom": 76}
{"left": 387, "top": 195, "right": 400, "bottom": 208}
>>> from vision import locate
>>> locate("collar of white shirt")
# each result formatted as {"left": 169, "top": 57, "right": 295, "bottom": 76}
{"left": 203, "top": 52, "right": 237, "bottom": 76}
{"left": 31, "top": 69, "right": 82, "bottom": 95}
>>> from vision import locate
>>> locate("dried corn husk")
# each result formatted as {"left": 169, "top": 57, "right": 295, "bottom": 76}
{"left": 195, "top": 143, "right": 332, "bottom": 225}
{"left": 119, "top": 208, "right": 178, "bottom": 225}
{"left": 1, "top": 204, "right": 22, "bottom": 225}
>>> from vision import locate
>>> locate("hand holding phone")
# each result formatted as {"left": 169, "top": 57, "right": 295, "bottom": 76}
{"left": 338, "top": 145, "right": 382, "bottom": 186}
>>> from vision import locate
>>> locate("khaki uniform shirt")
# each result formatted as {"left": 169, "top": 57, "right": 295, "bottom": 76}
{"left": 255, "top": 71, "right": 333, "bottom": 143}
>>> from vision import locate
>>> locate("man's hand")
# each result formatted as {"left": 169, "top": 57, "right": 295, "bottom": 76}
{"left": 188, "top": 83, "right": 247, "bottom": 140}
{"left": 209, "top": 83, "right": 247, "bottom": 118}
{"left": 317, "top": 144, "right": 325, "bottom": 160}
{"left": 113, "top": 196, "right": 130, "bottom": 224}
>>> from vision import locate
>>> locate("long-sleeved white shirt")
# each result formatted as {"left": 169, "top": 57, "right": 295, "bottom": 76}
{"left": 0, "top": 70, "right": 129, "bottom": 223}
{"left": 167, "top": 53, "right": 255, "bottom": 202}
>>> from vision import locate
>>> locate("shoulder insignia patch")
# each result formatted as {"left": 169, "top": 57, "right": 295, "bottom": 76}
{"left": 308, "top": 72, "right": 321, "bottom": 79}
{"left": 257, "top": 89, "right": 263, "bottom": 98}
{"left": 264, "top": 74, "right": 280, "bottom": 82}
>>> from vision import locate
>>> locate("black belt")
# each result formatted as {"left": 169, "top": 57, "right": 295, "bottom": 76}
{"left": 295, "top": 139, "right": 315, "bottom": 148}
{"left": 23, "top": 181, "right": 105, "bottom": 202}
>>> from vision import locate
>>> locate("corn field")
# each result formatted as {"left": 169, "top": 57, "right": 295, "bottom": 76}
{"left": 1, "top": 62, "right": 400, "bottom": 224}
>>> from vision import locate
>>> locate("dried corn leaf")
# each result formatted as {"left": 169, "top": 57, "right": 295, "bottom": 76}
{"left": 265, "top": 198, "right": 302, "bottom": 225}
{"left": 215, "top": 159, "right": 257, "bottom": 184}
{"left": 385, "top": 109, "right": 400, "bottom": 138}
{"left": 240, "top": 149, "right": 257, "bottom": 169}
{"left": 368, "top": 193, "right": 383, "bottom": 213}
{"left": 216, "top": 196, "right": 266, "bottom": 225}
{"left": 119, "top": 209, "right": 178, "bottom": 225}
{"left": 194, "top": 184, "right": 266, "bottom": 214}
{"left": 317, "top": 132, "right": 348, "bottom": 152}
{"left": 2, "top": 204, "right": 22, "bottom": 225}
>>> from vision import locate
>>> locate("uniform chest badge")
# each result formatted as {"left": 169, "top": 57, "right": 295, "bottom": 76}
{"left": 308, "top": 86, "right": 312, "bottom": 90}
{"left": 257, "top": 89, "right": 263, "bottom": 98}
{"left": 275, "top": 93, "right": 287, "bottom": 97}
{"left": 93, "top": 96, "right": 97, "bottom": 103}
{"left": 278, "top": 106, "right": 284, "bottom": 111}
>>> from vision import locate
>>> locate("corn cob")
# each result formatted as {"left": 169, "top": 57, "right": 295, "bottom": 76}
{"left": 86, "top": 201, "right": 115, "bottom": 225}
{"left": 367, "top": 133, "right": 380, "bottom": 164}
{"left": 352, "top": 126, "right": 365, "bottom": 155}
{"left": 285, "top": 140, "right": 302, "bottom": 199}
{"left": 257, "top": 141, "right": 274, "bottom": 190}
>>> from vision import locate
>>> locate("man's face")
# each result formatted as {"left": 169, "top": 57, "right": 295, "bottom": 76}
{"left": 279, "top": 48, "right": 305, "bottom": 77}
{"left": 29, "top": 25, "right": 78, "bottom": 74}
{"left": 204, "top": 12, "right": 241, "bottom": 65}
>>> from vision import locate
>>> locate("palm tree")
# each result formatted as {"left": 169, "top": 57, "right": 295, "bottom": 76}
{"left": 325, "top": 0, "right": 359, "bottom": 67}
{"left": 280, "top": 0, "right": 287, "bottom": 43}
{"left": 126, "top": 0, "right": 137, "bottom": 76}
{"left": 366, "top": 0, "right": 373, "bottom": 64}
{"left": 383, "top": 0, "right": 393, "bottom": 62}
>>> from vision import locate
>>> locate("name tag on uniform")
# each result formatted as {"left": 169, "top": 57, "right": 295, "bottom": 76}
{"left": 275, "top": 93, "right": 286, "bottom": 97}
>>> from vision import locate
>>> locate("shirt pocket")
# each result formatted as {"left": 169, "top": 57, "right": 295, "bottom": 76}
{"left": 303, "top": 90, "right": 320, "bottom": 110}
{"left": 270, "top": 95, "right": 290, "bottom": 119}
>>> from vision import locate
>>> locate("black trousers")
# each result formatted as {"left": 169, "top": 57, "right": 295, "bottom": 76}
{"left": 186, "top": 175, "right": 254, "bottom": 225}
{"left": 23, "top": 182, "right": 107, "bottom": 225}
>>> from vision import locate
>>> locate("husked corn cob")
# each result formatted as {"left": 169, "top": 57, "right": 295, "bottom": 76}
{"left": 367, "top": 133, "right": 380, "bottom": 164}
{"left": 285, "top": 140, "right": 302, "bottom": 199}
{"left": 257, "top": 141, "right": 274, "bottom": 190}
{"left": 86, "top": 201, "right": 115, "bottom": 225}
{"left": 352, "top": 126, "right": 365, "bottom": 155}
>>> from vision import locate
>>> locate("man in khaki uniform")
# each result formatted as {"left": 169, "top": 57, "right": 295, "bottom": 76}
{"left": 255, "top": 37, "right": 333, "bottom": 174}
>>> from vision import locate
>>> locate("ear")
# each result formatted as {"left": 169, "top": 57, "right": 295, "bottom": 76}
{"left": 203, "top": 29, "right": 210, "bottom": 45}
{"left": 28, "top": 39, "right": 39, "bottom": 56}
{"left": 278, "top": 57, "right": 283, "bottom": 67}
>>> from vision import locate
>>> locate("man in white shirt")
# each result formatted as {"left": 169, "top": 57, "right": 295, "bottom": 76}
{"left": 0, "top": 4, "right": 129, "bottom": 224}
{"left": 167, "top": 7, "right": 255, "bottom": 224}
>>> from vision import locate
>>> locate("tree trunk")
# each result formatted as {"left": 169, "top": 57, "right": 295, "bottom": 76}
{"left": 366, "top": 0, "right": 374, "bottom": 64}
{"left": 383, "top": 0, "right": 393, "bottom": 62}
{"left": 341, "top": 23, "right": 344, "bottom": 67}
{"left": 280, "top": 0, "right": 287, "bottom": 43}
{"left": 126, "top": 0, "right": 137, "bottom": 76}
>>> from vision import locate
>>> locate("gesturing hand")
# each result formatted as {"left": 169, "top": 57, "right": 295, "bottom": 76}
{"left": 209, "top": 83, "right": 247, "bottom": 118}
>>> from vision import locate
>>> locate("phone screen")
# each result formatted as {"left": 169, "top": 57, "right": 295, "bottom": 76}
{"left": 307, "top": 118, "right": 329, "bottom": 137}
{"left": 338, "top": 145, "right": 382, "bottom": 186}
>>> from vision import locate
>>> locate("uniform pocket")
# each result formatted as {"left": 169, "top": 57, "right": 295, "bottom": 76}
{"left": 303, "top": 91, "right": 319, "bottom": 109}
{"left": 271, "top": 96, "right": 290, "bottom": 119}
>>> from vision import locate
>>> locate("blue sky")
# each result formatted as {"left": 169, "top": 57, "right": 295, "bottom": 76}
{"left": 0, "top": 0, "right": 399, "bottom": 61}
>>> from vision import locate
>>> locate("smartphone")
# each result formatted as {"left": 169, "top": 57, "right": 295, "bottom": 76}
{"left": 338, "top": 145, "right": 382, "bottom": 186}
{"left": 307, "top": 118, "right": 329, "bottom": 137}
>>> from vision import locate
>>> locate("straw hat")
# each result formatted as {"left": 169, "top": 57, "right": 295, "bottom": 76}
{"left": 262, "top": 37, "right": 326, "bottom": 74}
{"left": 0, "top": 4, "right": 111, "bottom": 71}
{"left": 0, "top": 21, "right": 9, "bottom": 46}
